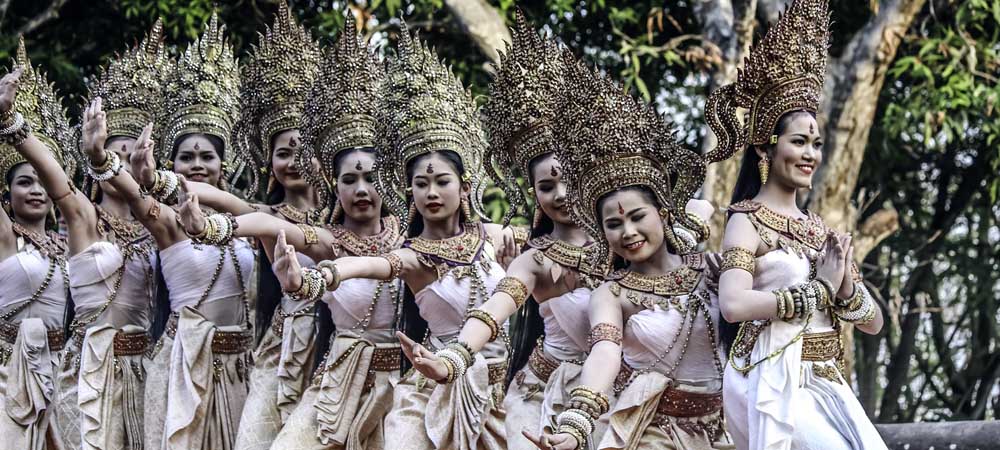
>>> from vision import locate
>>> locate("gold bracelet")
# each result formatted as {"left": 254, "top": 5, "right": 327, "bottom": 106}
{"left": 494, "top": 276, "right": 529, "bottom": 308}
{"left": 685, "top": 211, "right": 711, "bottom": 242}
{"left": 775, "top": 290, "right": 786, "bottom": 318}
{"left": 588, "top": 323, "right": 622, "bottom": 348}
{"left": 721, "top": 247, "right": 756, "bottom": 275}
{"left": 466, "top": 308, "right": 499, "bottom": 342}
{"left": 381, "top": 253, "right": 402, "bottom": 280}
{"left": 317, "top": 261, "right": 341, "bottom": 291}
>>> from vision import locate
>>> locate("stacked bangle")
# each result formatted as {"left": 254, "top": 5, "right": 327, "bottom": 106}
{"left": 466, "top": 308, "right": 499, "bottom": 342}
{"left": 0, "top": 112, "right": 30, "bottom": 146}
{"left": 834, "top": 283, "right": 876, "bottom": 324}
{"left": 190, "top": 213, "right": 237, "bottom": 245}
{"left": 87, "top": 150, "right": 123, "bottom": 181}
{"left": 316, "top": 261, "right": 341, "bottom": 291}
{"left": 435, "top": 341, "right": 474, "bottom": 384}
{"left": 286, "top": 267, "right": 325, "bottom": 303}
{"left": 146, "top": 170, "right": 179, "bottom": 202}
{"left": 569, "top": 385, "right": 610, "bottom": 417}
{"left": 774, "top": 280, "right": 828, "bottom": 320}
{"left": 685, "top": 211, "right": 711, "bottom": 243}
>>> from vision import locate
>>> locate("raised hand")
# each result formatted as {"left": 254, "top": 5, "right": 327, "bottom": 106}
{"left": 816, "top": 232, "right": 847, "bottom": 296}
{"left": 396, "top": 331, "right": 449, "bottom": 381}
{"left": 0, "top": 68, "right": 22, "bottom": 116}
{"left": 273, "top": 230, "right": 304, "bottom": 292}
{"left": 177, "top": 176, "right": 207, "bottom": 237}
{"left": 81, "top": 97, "right": 109, "bottom": 160}
{"left": 496, "top": 227, "right": 518, "bottom": 269}
{"left": 837, "top": 234, "right": 856, "bottom": 299}
{"left": 129, "top": 122, "right": 158, "bottom": 188}
{"left": 522, "top": 430, "right": 579, "bottom": 450}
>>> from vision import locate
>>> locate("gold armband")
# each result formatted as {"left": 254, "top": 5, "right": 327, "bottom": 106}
{"left": 494, "top": 276, "right": 529, "bottom": 308}
{"left": 466, "top": 308, "right": 499, "bottom": 342}
{"left": 588, "top": 323, "right": 623, "bottom": 348}
{"left": 297, "top": 223, "right": 319, "bottom": 245}
{"left": 721, "top": 247, "right": 756, "bottom": 275}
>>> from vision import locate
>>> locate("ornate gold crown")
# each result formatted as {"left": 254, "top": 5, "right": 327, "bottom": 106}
{"left": 235, "top": 3, "right": 320, "bottom": 197}
{"left": 704, "top": 0, "right": 830, "bottom": 163}
{"left": 482, "top": 10, "right": 564, "bottom": 225}
{"left": 1, "top": 37, "right": 72, "bottom": 193}
{"left": 297, "top": 10, "right": 383, "bottom": 203}
{"left": 158, "top": 13, "right": 240, "bottom": 172}
{"left": 375, "top": 19, "right": 488, "bottom": 227}
{"left": 553, "top": 53, "right": 706, "bottom": 257}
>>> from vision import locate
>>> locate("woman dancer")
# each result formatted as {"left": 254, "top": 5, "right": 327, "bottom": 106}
{"left": 179, "top": 12, "right": 404, "bottom": 449}
{"left": 401, "top": 12, "right": 605, "bottom": 450}
{"left": 283, "top": 21, "right": 519, "bottom": 450}
{"left": 0, "top": 39, "right": 73, "bottom": 450}
{"left": 11, "top": 23, "right": 166, "bottom": 450}
{"left": 527, "top": 54, "right": 727, "bottom": 450}
{"left": 133, "top": 7, "right": 323, "bottom": 450}
{"left": 704, "top": 0, "right": 885, "bottom": 448}
{"left": 79, "top": 14, "right": 255, "bottom": 450}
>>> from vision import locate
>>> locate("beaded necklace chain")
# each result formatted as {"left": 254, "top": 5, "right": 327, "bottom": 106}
{"left": 1, "top": 223, "right": 68, "bottom": 322}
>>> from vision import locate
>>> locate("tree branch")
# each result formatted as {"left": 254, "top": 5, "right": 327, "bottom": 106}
{"left": 442, "top": 0, "right": 511, "bottom": 64}
{"left": 14, "top": 0, "right": 68, "bottom": 36}
{"left": 0, "top": 0, "right": 13, "bottom": 30}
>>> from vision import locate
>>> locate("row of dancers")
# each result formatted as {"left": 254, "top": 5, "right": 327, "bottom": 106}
{"left": 0, "top": 1, "right": 887, "bottom": 449}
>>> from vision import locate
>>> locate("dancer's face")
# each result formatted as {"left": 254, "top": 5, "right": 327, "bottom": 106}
{"left": 100, "top": 136, "right": 137, "bottom": 198}
{"left": 599, "top": 188, "right": 664, "bottom": 264}
{"left": 335, "top": 150, "right": 381, "bottom": 224}
{"left": 271, "top": 129, "right": 314, "bottom": 192}
{"left": 410, "top": 152, "right": 468, "bottom": 224}
{"left": 7, "top": 163, "right": 51, "bottom": 223}
{"left": 173, "top": 134, "right": 222, "bottom": 187}
{"left": 530, "top": 153, "right": 572, "bottom": 226}
{"left": 758, "top": 112, "right": 823, "bottom": 190}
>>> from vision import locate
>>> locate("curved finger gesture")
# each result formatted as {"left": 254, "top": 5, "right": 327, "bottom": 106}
{"left": 522, "top": 430, "right": 579, "bottom": 450}
{"left": 396, "top": 331, "right": 449, "bottom": 381}
{"left": 0, "top": 68, "right": 22, "bottom": 116}
{"left": 273, "top": 230, "right": 304, "bottom": 292}
{"left": 81, "top": 97, "right": 109, "bottom": 160}
{"left": 178, "top": 178, "right": 206, "bottom": 237}
{"left": 129, "top": 122, "right": 158, "bottom": 188}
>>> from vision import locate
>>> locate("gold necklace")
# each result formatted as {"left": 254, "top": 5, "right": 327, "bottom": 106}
{"left": 730, "top": 200, "right": 828, "bottom": 252}
{"left": 274, "top": 203, "right": 326, "bottom": 226}
{"left": 608, "top": 254, "right": 704, "bottom": 310}
{"left": 12, "top": 222, "right": 66, "bottom": 257}
{"left": 330, "top": 216, "right": 401, "bottom": 256}
{"left": 406, "top": 222, "right": 484, "bottom": 266}
{"left": 528, "top": 234, "right": 608, "bottom": 287}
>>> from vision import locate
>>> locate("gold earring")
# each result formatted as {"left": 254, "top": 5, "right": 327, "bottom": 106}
{"left": 331, "top": 200, "right": 344, "bottom": 223}
{"left": 266, "top": 174, "right": 276, "bottom": 197}
{"left": 532, "top": 207, "right": 543, "bottom": 229}
{"left": 758, "top": 155, "right": 770, "bottom": 185}
{"left": 406, "top": 202, "right": 418, "bottom": 227}
{"left": 461, "top": 197, "right": 472, "bottom": 222}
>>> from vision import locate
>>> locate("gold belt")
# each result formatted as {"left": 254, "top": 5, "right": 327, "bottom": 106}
{"left": 165, "top": 315, "right": 252, "bottom": 355}
{"left": 488, "top": 361, "right": 508, "bottom": 385}
{"left": 655, "top": 387, "right": 723, "bottom": 418}
{"left": 528, "top": 346, "right": 562, "bottom": 383}
{"left": 613, "top": 361, "right": 634, "bottom": 394}
{"left": 0, "top": 318, "right": 65, "bottom": 351}
{"left": 114, "top": 330, "right": 151, "bottom": 356}
{"left": 801, "top": 330, "right": 841, "bottom": 362}
{"left": 370, "top": 346, "right": 401, "bottom": 372}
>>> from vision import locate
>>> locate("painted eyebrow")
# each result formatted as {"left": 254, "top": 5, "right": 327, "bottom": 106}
{"left": 627, "top": 207, "right": 644, "bottom": 216}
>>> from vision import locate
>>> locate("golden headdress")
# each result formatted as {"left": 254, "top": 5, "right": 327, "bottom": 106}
{"left": 159, "top": 13, "right": 240, "bottom": 174}
{"left": 89, "top": 19, "right": 171, "bottom": 141}
{"left": 297, "top": 10, "right": 383, "bottom": 204}
{"left": 704, "top": 0, "right": 830, "bottom": 163}
{"left": 554, "top": 54, "right": 706, "bottom": 257}
{"left": 1, "top": 37, "right": 72, "bottom": 193}
{"left": 482, "top": 10, "right": 564, "bottom": 225}
{"left": 375, "top": 19, "right": 488, "bottom": 227}
{"left": 235, "top": 3, "right": 320, "bottom": 197}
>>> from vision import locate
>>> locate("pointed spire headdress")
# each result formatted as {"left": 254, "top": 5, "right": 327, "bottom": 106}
{"left": 704, "top": 0, "right": 830, "bottom": 163}
{"left": 235, "top": 3, "right": 321, "bottom": 197}
{"left": 554, "top": 54, "right": 706, "bottom": 258}
{"left": 482, "top": 10, "right": 564, "bottom": 225}
{"left": 1, "top": 38, "right": 73, "bottom": 193}
{"left": 296, "top": 10, "right": 383, "bottom": 206}
{"left": 375, "top": 19, "right": 488, "bottom": 228}
{"left": 159, "top": 13, "right": 241, "bottom": 177}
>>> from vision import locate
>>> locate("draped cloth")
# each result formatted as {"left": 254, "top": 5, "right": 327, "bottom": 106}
{"left": 0, "top": 318, "right": 64, "bottom": 450}
{"left": 270, "top": 331, "right": 399, "bottom": 450}
{"left": 599, "top": 372, "right": 731, "bottom": 450}
{"left": 145, "top": 307, "right": 250, "bottom": 450}
{"left": 234, "top": 303, "right": 315, "bottom": 450}
{"left": 723, "top": 250, "right": 887, "bottom": 450}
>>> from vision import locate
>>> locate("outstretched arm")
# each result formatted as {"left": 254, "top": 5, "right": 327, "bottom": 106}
{"left": 81, "top": 98, "right": 184, "bottom": 248}
{"left": 182, "top": 179, "right": 259, "bottom": 216}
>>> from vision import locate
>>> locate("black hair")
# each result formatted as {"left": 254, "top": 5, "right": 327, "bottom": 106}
{"left": 504, "top": 152, "right": 556, "bottom": 383}
{"left": 398, "top": 150, "right": 466, "bottom": 373}
{"left": 171, "top": 133, "right": 225, "bottom": 162}
{"left": 4, "top": 162, "right": 59, "bottom": 230}
{"left": 719, "top": 109, "right": 816, "bottom": 352}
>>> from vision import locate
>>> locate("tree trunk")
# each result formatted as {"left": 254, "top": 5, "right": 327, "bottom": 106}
{"left": 443, "top": 0, "right": 511, "bottom": 64}
{"left": 696, "top": 0, "right": 758, "bottom": 250}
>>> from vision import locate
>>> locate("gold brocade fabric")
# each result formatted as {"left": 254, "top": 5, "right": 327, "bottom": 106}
{"left": 0, "top": 318, "right": 66, "bottom": 450}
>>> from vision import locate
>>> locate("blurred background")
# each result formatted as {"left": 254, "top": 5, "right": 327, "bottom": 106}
{"left": 1, "top": 0, "right": 997, "bottom": 425}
